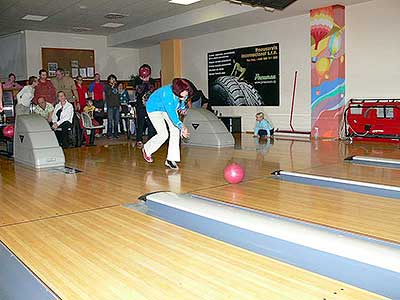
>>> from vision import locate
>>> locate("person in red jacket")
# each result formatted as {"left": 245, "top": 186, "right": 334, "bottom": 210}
{"left": 33, "top": 69, "right": 57, "bottom": 105}
{"left": 75, "top": 76, "right": 88, "bottom": 112}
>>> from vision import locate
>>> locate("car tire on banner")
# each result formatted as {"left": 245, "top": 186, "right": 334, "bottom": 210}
{"left": 240, "top": 81, "right": 263, "bottom": 106}
{"left": 210, "top": 76, "right": 263, "bottom": 106}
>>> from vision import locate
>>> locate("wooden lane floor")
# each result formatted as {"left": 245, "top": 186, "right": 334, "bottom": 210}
{"left": 0, "top": 137, "right": 309, "bottom": 226}
{"left": 298, "top": 139, "right": 400, "bottom": 185}
{"left": 1, "top": 137, "right": 400, "bottom": 230}
{"left": 298, "top": 162, "right": 400, "bottom": 186}
{"left": 0, "top": 206, "right": 386, "bottom": 300}
{"left": 194, "top": 177, "right": 400, "bottom": 243}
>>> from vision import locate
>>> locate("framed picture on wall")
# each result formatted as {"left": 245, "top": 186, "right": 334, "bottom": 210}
{"left": 71, "top": 60, "right": 79, "bottom": 68}
{"left": 87, "top": 67, "right": 94, "bottom": 78}
{"left": 48, "top": 62, "right": 58, "bottom": 77}
{"left": 71, "top": 68, "right": 79, "bottom": 78}
{"left": 79, "top": 68, "right": 87, "bottom": 78}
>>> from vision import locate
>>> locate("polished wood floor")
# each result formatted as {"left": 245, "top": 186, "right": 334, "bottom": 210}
{"left": 1, "top": 134, "right": 398, "bottom": 299}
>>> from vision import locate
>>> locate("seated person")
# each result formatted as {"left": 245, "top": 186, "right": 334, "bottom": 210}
{"left": 254, "top": 112, "right": 274, "bottom": 138}
{"left": 3, "top": 73, "right": 23, "bottom": 90}
{"left": 33, "top": 96, "right": 54, "bottom": 123}
{"left": 83, "top": 99, "right": 96, "bottom": 118}
{"left": 83, "top": 99, "right": 102, "bottom": 141}
{"left": 52, "top": 91, "right": 74, "bottom": 148}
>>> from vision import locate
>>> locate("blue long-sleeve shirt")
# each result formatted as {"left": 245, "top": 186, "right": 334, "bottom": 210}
{"left": 254, "top": 119, "right": 273, "bottom": 136}
{"left": 146, "top": 84, "right": 185, "bottom": 129}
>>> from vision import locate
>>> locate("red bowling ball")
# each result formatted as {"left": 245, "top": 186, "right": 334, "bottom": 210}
{"left": 224, "top": 163, "right": 245, "bottom": 184}
{"left": 2, "top": 125, "right": 14, "bottom": 139}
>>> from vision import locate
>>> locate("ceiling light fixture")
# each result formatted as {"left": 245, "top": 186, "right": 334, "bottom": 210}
{"left": 104, "top": 12, "right": 129, "bottom": 19}
{"left": 264, "top": 6, "right": 275, "bottom": 12}
{"left": 101, "top": 22, "right": 125, "bottom": 28}
{"left": 21, "top": 15, "right": 48, "bottom": 21}
{"left": 72, "top": 27, "right": 92, "bottom": 32}
{"left": 168, "top": 0, "right": 202, "bottom": 5}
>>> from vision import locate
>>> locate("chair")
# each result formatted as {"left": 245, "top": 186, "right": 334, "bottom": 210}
{"left": 81, "top": 112, "right": 105, "bottom": 145}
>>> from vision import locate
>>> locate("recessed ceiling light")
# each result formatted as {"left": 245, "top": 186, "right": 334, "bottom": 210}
{"left": 169, "top": 0, "right": 202, "bottom": 5}
{"left": 101, "top": 22, "right": 125, "bottom": 28}
{"left": 105, "top": 12, "right": 128, "bottom": 19}
{"left": 72, "top": 27, "right": 92, "bottom": 32}
{"left": 21, "top": 14, "right": 48, "bottom": 21}
{"left": 78, "top": 5, "right": 87, "bottom": 9}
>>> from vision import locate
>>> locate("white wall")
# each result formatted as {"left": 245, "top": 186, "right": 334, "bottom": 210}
{"left": 182, "top": 14, "right": 310, "bottom": 131}
{"left": 25, "top": 30, "right": 140, "bottom": 80}
{"left": 138, "top": 44, "right": 162, "bottom": 77}
{"left": 346, "top": 0, "right": 400, "bottom": 99}
{"left": 178, "top": 0, "right": 400, "bottom": 132}
{"left": 0, "top": 31, "right": 27, "bottom": 81}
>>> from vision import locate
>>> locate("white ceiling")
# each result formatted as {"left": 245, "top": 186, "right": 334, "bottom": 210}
{"left": 0, "top": 0, "right": 222, "bottom": 36}
{"left": 0, "top": 0, "right": 372, "bottom": 48}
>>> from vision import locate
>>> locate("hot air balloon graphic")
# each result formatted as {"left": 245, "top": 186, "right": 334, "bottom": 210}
{"left": 311, "top": 7, "right": 334, "bottom": 51}
{"left": 328, "top": 29, "right": 342, "bottom": 63}
{"left": 316, "top": 57, "right": 331, "bottom": 78}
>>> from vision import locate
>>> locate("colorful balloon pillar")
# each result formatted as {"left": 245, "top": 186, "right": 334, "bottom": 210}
{"left": 311, "top": 5, "right": 345, "bottom": 139}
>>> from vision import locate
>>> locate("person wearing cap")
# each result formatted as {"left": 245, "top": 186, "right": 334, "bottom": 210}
{"left": 142, "top": 78, "right": 192, "bottom": 169}
{"left": 134, "top": 64, "right": 156, "bottom": 147}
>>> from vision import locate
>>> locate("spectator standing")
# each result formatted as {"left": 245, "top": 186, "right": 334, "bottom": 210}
{"left": 88, "top": 73, "right": 105, "bottom": 125}
{"left": 51, "top": 68, "right": 79, "bottom": 110}
{"left": 134, "top": 64, "right": 156, "bottom": 147}
{"left": 118, "top": 82, "right": 130, "bottom": 134}
{"left": 76, "top": 76, "right": 88, "bottom": 112}
{"left": 15, "top": 76, "right": 38, "bottom": 116}
{"left": 104, "top": 74, "right": 120, "bottom": 139}
{"left": 33, "top": 69, "right": 56, "bottom": 105}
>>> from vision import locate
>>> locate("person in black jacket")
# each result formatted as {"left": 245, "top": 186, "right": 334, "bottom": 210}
{"left": 134, "top": 64, "right": 156, "bottom": 147}
{"left": 104, "top": 74, "right": 120, "bottom": 139}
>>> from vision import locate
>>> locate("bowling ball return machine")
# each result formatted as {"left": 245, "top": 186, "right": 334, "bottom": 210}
{"left": 14, "top": 115, "right": 65, "bottom": 169}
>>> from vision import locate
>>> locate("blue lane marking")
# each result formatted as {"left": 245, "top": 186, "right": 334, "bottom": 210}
{"left": 0, "top": 241, "right": 59, "bottom": 300}
{"left": 345, "top": 159, "right": 400, "bottom": 169}
{"left": 145, "top": 199, "right": 400, "bottom": 300}
{"left": 275, "top": 174, "right": 400, "bottom": 199}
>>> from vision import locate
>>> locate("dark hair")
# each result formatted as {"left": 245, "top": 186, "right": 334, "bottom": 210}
{"left": 39, "top": 69, "right": 47, "bottom": 76}
{"left": 172, "top": 78, "right": 194, "bottom": 97}
{"left": 28, "top": 76, "right": 37, "bottom": 85}
{"left": 107, "top": 74, "right": 117, "bottom": 82}
{"left": 57, "top": 91, "right": 65, "bottom": 97}
{"left": 56, "top": 68, "right": 64, "bottom": 73}
{"left": 8, "top": 73, "right": 16, "bottom": 79}
{"left": 94, "top": 72, "right": 100, "bottom": 77}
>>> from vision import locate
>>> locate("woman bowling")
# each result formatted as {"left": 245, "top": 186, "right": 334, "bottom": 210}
{"left": 142, "top": 78, "right": 193, "bottom": 170}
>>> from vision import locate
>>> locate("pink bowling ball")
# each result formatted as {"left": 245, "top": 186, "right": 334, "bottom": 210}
{"left": 2, "top": 125, "right": 14, "bottom": 139}
{"left": 224, "top": 163, "right": 245, "bottom": 184}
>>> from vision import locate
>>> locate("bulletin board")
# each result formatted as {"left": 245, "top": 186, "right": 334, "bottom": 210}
{"left": 41, "top": 48, "right": 95, "bottom": 79}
